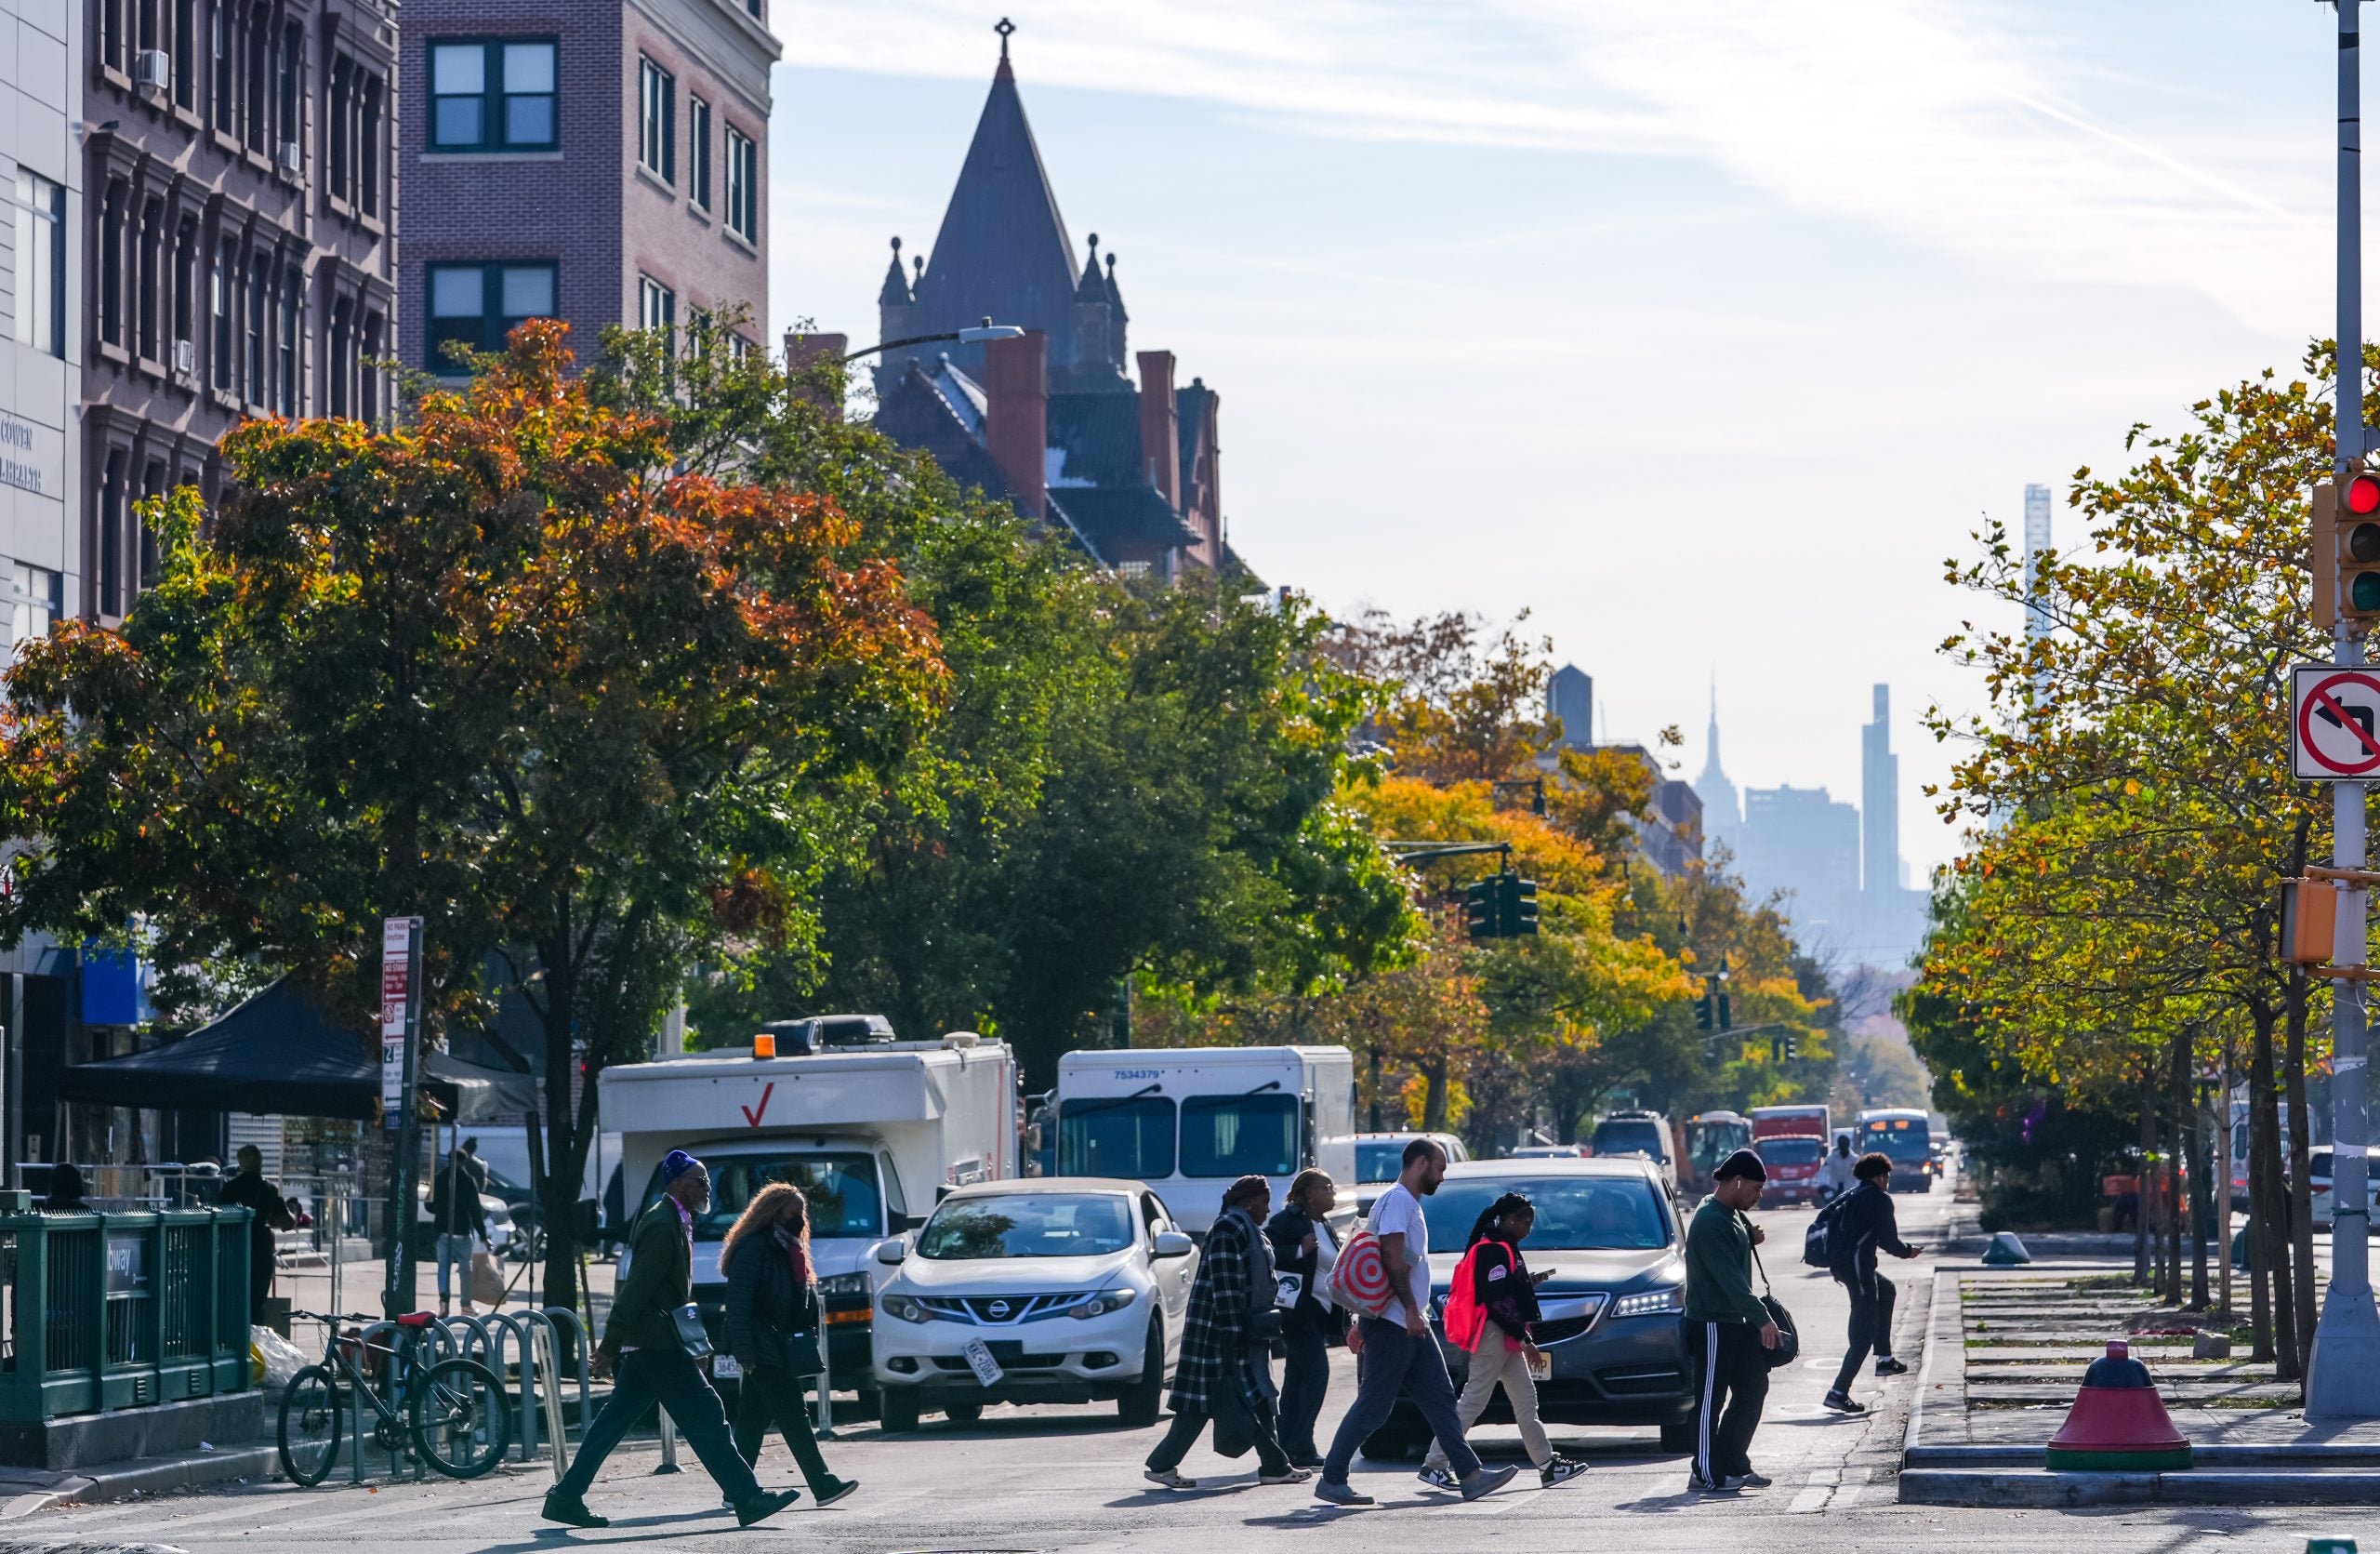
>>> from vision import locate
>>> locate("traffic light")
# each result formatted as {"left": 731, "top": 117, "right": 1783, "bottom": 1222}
{"left": 1716, "top": 988, "right": 1732, "bottom": 1031}
{"left": 1500, "top": 873, "right": 1540, "bottom": 936}
{"left": 2340, "top": 461, "right": 2380, "bottom": 626}
{"left": 1695, "top": 976, "right": 1715, "bottom": 1031}
{"left": 1463, "top": 878, "right": 1496, "bottom": 943}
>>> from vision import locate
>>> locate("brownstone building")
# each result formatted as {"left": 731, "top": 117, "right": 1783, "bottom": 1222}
{"left": 83, "top": 0, "right": 397, "bottom": 622}
{"left": 396, "top": 0, "right": 777, "bottom": 373}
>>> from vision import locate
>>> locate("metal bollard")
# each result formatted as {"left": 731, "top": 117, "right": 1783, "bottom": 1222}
{"left": 655, "top": 1407, "right": 681, "bottom": 1472}
{"left": 474, "top": 1310, "right": 539, "bottom": 1462}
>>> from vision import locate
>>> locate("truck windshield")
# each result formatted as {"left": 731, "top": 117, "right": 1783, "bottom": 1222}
{"left": 917, "top": 1193, "right": 1137, "bottom": 1259}
{"left": 1757, "top": 1137, "right": 1822, "bottom": 1166}
{"left": 1181, "top": 1094, "right": 1299, "bottom": 1177}
{"left": 658, "top": 1152, "right": 883, "bottom": 1242}
{"left": 1059, "top": 1096, "right": 1177, "bottom": 1179}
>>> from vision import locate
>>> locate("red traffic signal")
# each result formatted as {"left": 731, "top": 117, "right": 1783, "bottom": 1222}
{"left": 2350, "top": 472, "right": 2380, "bottom": 517}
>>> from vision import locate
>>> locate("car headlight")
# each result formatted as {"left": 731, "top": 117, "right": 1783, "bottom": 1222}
{"left": 818, "top": 1272, "right": 869, "bottom": 1298}
{"left": 1610, "top": 1287, "right": 1685, "bottom": 1319}
{"left": 1070, "top": 1287, "right": 1137, "bottom": 1320}
{"left": 880, "top": 1293, "right": 929, "bottom": 1323}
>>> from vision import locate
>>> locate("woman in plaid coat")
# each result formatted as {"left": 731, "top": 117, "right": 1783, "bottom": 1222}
{"left": 1143, "top": 1175, "right": 1308, "bottom": 1490}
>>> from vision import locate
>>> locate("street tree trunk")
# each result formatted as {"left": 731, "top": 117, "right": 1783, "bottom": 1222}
{"left": 2284, "top": 966, "right": 2320, "bottom": 1379}
{"left": 2164, "top": 1028, "right": 2187, "bottom": 1306}
{"left": 2135, "top": 1064, "right": 2155, "bottom": 1286}
{"left": 2249, "top": 1001, "right": 2296, "bottom": 1375}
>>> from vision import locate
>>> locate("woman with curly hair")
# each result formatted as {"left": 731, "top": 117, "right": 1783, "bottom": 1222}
{"left": 721, "top": 1183, "right": 857, "bottom": 1507}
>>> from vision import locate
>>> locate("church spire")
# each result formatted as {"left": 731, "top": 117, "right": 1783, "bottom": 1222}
{"left": 1077, "top": 232, "right": 1105, "bottom": 300}
{"left": 879, "top": 235, "right": 913, "bottom": 306}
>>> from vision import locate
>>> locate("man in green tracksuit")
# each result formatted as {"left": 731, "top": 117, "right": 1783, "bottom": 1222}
{"left": 1681, "top": 1149, "right": 1778, "bottom": 1494}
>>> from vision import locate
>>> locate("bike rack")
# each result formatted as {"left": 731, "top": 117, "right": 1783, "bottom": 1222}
{"left": 349, "top": 1321, "right": 425, "bottom": 1483}
{"left": 541, "top": 1307, "right": 593, "bottom": 1437}
{"left": 459, "top": 1311, "right": 538, "bottom": 1463}
{"left": 514, "top": 1308, "right": 575, "bottom": 1472}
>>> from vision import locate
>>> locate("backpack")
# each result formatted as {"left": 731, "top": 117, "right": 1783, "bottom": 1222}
{"left": 1440, "top": 1241, "right": 1509, "bottom": 1353}
{"left": 1804, "top": 1190, "right": 1852, "bottom": 1268}
{"left": 1327, "top": 1222, "right": 1395, "bottom": 1316}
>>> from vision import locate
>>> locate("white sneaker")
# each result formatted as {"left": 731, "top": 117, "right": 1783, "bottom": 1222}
{"left": 1416, "top": 1466, "right": 1461, "bottom": 1492}
{"left": 1144, "top": 1468, "right": 1197, "bottom": 1491}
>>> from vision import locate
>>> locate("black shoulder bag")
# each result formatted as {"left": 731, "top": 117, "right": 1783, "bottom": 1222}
{"left": 1745, "top": 1219, "right": 1800, "bottom": 1370}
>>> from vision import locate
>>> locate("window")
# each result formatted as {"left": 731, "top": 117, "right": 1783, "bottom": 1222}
{"left": 429, "top": 39, "right": 556, "bottom": 153}
{"left": 1179, "top": 1093, "right": 1299, "bottom": 1178}
{"left": 360, "top": 310, "right": 382, "bottom": 419}
{"left": 173, "top": 0, "right": 195, "bottom": 109}
{"left": 4, "top": 563, "right": 61, "bottom": 662}
{"left": 210, "top": 0, "right": 232, "bottom": 132}
{"left": 327, "top": 297, "right": 350, "bottom": 417}
{"left": 277, "top": 270, "right": 298, "bottom": 416}
{"left": 12, "top": 172, "right": 63, "bottom": 359}
{"left": 641, "top": 1151, "right": 883, "bottom": 1242}
{"left": 99, "top": 452, "right": 126, "bottom": 615}
{"left": 173, "top": 216, "right": 196, "bottom": 356}
{"left": 99, "top": 182, "right": 126, "bottom": 348}
{"left": 137, "top": 198, "right": 163, "bottom": 361}
{"left": 101, "top": 0, "right": 126, "bottom": 73}
{"left": 1057, "top": 1096, "right": 1177, "bottom": 1180}
{"left": 245, "top": 6, "right": 268, "bottom": 150}
{"left": 636, "top": 274, "right": 673, "bottom": 335}
{"left": 637, "top": 57, "right": 673, "bottom": 181}
{"left": 724, "top": 125, "right": 756, "bottom": 242}
{"left": 211, "top": 237, "right": 234, "bottom": 389}
{"left": 328, "top": 58, "right": 350, "bottom": 198}
{"left": 686, "top": 96, "right": 710, "bottom": 209}
{"left": 426, "top": 260, "right": 555, "bottom": 366}
{"left": 245, "top": 259, "right": 266, "bottom": 401}
{"left": 278, "top": 22, "right": 300, "bottom": 152}
{"left": 360, "top": 74, "right": 382, "bottom": 214}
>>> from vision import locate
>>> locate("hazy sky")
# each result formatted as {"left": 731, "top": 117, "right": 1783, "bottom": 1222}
{"left": 767, "top": 2, "right": 2334, "bottom": 882}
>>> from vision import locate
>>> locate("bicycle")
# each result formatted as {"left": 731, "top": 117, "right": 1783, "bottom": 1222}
{"left": 277, "top": 1310, "right": 512, "bottom": 1487}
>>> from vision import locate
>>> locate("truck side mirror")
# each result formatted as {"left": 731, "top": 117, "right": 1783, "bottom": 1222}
{"left": 1153, "top": 1230, "right": 1194, "bottom": 1258}
{"left": 874, "top": 1239, "right": 907, "bottom": 1266}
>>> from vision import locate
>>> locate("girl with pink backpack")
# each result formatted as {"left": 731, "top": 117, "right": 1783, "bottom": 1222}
{"left": 1421, "top": 1192, "right": 1591, "bottom": 1491}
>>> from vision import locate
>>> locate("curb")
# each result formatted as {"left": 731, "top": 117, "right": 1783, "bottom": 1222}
{"left": 43, "top": 1446, "right": 280, "bottom": 1508}
{"left": 1910, "top": 1442, "right": 2380, "bottom": 1468}
{"left": 1898, "top": 1468, "right": 2380, "bottom": 1508}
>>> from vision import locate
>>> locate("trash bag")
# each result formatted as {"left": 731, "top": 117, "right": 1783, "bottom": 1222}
{"left": 252, "top": 1324, "right": 311, "bottom": 1390}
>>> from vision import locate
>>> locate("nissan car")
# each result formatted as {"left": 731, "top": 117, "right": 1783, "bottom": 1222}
{"left": 1365, "top": 1157, "right": 1696, "bottom": 1457}
{"left": 869, "top": 1177, "right": 1197, "bottom": 1430}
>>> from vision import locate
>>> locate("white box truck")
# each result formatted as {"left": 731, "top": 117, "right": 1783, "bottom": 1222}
{"left": 600, "top": 1029, "right": 1019, "bottom": 1395}
{"left": 1052, "top": 1045, "right": 1356, "bottom": 1235}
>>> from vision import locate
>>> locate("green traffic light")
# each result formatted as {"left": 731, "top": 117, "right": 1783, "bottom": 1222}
{"left": 2355, "top": 569, "right": 2380, "bottom": 613}
{"left": 2351, "top": 521, "right": 2380, "bottom": 564}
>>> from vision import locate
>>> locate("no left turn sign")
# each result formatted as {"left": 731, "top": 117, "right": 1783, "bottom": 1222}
{"left": 2293, "top": 665, "right": 2380, "bottom": 778}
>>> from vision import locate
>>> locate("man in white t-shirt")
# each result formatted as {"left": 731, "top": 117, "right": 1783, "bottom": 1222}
{"left": 1315, "top": 1139, "right": 1520, "bottom": 1507}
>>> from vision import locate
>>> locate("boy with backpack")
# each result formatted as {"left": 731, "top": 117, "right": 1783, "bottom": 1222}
{"left": 1418, "top": 1192, "right": 1590, "bottom": 1492}
{"left": 1822, "top": 1152, "right": 1919, "bottom": 1415}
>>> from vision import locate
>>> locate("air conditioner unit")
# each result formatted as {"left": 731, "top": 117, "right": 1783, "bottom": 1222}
{"left": 134, "top": 49, "right": 169, "bottom": 90}
{"left": 171, "top": 339, "right": 194, "bottom": 376}
{"left": 277, "top": 140, "right": 302, "bottom": 178}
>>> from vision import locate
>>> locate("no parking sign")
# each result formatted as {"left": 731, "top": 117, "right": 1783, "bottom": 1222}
{"left": 2292, "top": 665, "right": 2380, "bottom": 778}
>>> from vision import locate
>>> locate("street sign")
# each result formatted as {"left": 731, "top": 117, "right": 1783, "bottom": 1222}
{"left": 379, "top": 916, "right": 421, "bottom": 1127}
{"left": 2293, "top": 665, "right": 2380, "bottom": 779}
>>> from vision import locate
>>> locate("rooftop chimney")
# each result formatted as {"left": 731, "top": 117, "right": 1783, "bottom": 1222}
{"left": 783, "top": 330, "right": 850, "bottom": 418}
{"left": 1136, "top": 349, "right": 1179, "bottom": 511}
{"left": 985, "top": 329, "right": 1048, "bottom": 519}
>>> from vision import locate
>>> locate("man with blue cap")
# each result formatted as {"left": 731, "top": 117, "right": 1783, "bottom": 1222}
{"left": 545, "top": 1149, "right": 800, "bottom": 1529}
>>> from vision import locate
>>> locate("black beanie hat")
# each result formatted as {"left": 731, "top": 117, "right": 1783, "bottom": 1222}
{"left": 1713, "top": 1148, "right": 1767, "bottom": 1182}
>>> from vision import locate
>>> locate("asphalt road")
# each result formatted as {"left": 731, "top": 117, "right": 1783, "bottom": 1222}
{"left": 24, "top": 1178, "right": 2365, "bottom": 1553}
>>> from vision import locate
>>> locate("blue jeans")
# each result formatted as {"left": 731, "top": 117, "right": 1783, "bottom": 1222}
{"left": 434, "top": 1233, "right": 476, "bottom": 1301}
{"left": 1321, "top": 1316, "right": 1482, "bottom": 1485}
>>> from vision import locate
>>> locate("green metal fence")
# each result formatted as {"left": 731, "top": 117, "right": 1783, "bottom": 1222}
{"left": 0, "top": 1209, "right": 252, "bottom": 1422}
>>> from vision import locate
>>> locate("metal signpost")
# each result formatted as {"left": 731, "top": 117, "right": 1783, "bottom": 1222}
{"left": 380, "top": 915, "right": 425, "bottom": 1321}
{"left": 2307, "top": 0, "right": 2380, "bottom": 1419}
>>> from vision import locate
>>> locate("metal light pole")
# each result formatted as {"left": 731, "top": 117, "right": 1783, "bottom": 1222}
{"left": 2310, "top": 0, "right": 2380, "bottom": 1418}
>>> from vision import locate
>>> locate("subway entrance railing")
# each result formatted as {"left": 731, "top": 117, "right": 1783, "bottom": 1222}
{"left": 0, "top": 1209, "right": 253, "bottom": 1422}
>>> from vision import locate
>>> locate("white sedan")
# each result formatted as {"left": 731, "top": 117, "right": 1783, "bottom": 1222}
{"left": 870, "top": 1177, "right": 1197, "bottom": 1431}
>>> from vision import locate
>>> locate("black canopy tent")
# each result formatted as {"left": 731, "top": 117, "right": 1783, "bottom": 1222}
{"left": 56, "top": 978, "right": 540, "bottom": 1125}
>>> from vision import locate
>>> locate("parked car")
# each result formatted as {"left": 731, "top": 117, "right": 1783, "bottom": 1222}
{"left": 2309, "top": 1146, "right": 2380, "bottom": 1229}
{"left": 1354, "top": 1132, "right": 1471, "bottom": 1215}
{"left": 1509, "top": 1144, "right": 1587, "bottom": 1160}
{"left": 1363, "top": 1157, "right": 1695, "bottom": 1458}
{"left": 870, "top": 1177, "right": 1197, "bottom": 1431}
{"left": 1588, "top": 1109, "right": 1679, "bottom": 1192}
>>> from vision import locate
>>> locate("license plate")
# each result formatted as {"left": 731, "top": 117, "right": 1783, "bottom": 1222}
{"left": 1527, "top": 1351, "right": 1552, "bottom": 1382}
{"left": 962, "top": 1337, "right": 1005, "bottom": 1388}
{"left": 712, "top": 1354, "right": 741, "bottom": 1379}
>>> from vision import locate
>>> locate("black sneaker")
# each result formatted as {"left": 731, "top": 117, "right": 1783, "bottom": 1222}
{"left": 1822, "top": 1389, "right": 1869, "bottom": 1415}
{"left": 1416, "top": 1466, "right": 1461, "bottom": 1493}
{"left": 734, "top": 1488, "right": 801, "bottom": 1527}
{"left": 542, "top": 1493, "right": 609, "bottom": 1529}
{"left": 1541, "top": 1457, "right": 1590, "bottom": 1488}
{"left": 1730, "top": 1469, "right": 1774, "bottom": 1489}
{"left": 813, "top": 1478, "right": 859, "bottom": 1508}
{"left": 1460, "top": 1465, "right": 1520, "bottom": 1501}
{"left": 1685, "top": 1470, "right": 1735, "bottom": 1494}
{"left": 1874, "top": 1357, "right": 1911, "bottom": 1376}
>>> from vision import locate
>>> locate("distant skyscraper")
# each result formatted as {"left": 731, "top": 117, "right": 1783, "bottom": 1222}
{"left": 1739, "top": 785, "right": 1861, "bottom": 912}
{"left": 1697, "top": 684, "right": 1741, "bottom": 854}
{"left": 2023, "top": 484, "right": 2055, "bottom": 651}
{"left": 1861, "top": 684, "right": 1899, "bottom": 897}
{"left": 1548, "top": 664, "right": 1593, "bottom": 751}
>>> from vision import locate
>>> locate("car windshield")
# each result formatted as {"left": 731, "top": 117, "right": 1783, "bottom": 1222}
{"left": 1758, "top": 1137, "right": 1823, "bottom": 1165}
{"left": 1181, "top": 1094, "right": 1299, "bottom": 1177}
{"left": 646, "top": 1151, "right": 882, "bottom": 1242}
{"left": 1424, "top": 1175, "right": 1671, "bottom": 1255}
{"left": 1356, "top": 1142, "right": 1407, "bottom": 1183}
{"left": 918, "top": 1194, "right": 1138, "bottom": 1259}
{"left": 1058, "top": 1096, "right": 1177, "bottom": 1179}
{"left": 1591, "top": 1121, "right": 1667, "bottom": 1160}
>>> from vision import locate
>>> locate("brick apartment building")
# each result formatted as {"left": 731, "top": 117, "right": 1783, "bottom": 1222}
{"left": 397, "top": 0, "right": 777, "bottom": 373}
{"left": 82, "top": 0, "right": 398, "bottom": 623}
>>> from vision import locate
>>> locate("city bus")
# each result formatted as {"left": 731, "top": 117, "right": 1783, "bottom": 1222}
{"left": 1856, "top": 1108, "right": 1934, "bottom": 1190}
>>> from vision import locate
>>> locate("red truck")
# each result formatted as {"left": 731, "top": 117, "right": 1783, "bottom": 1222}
{"left": 1748, "top": 1105, "right": 1832, "bottom": 1205}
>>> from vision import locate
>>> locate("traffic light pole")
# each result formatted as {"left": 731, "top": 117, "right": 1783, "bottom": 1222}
{"left": 2310, "top": 0, "right": 2380, "bottom": 1420}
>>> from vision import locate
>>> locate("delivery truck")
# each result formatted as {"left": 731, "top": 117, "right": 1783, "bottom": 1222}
{"left": 1052, "top": 1045, "right": 1356, "bottom": 1235}
{"left": 600, "top": 1023, "right": 1019, "bottom": 1399}
{"left": 1747, "top": 1103, "right": 1832, "bottom": 1205}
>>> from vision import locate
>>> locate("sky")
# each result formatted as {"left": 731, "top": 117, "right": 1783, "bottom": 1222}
{"left": 765, "top": 1, "right": 2336, "bottom": 883}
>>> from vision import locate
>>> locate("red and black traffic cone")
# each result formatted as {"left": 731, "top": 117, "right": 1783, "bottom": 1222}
{"left": 2043, "top": 1340, "right": 2192, "bottom": 1471}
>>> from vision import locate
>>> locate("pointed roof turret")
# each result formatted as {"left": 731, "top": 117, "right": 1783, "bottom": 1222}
{"left": 1104, "top": 250, "right": 1128, "bottom": 324}
{"left": 910, "top": 20, "right": 1080, "bottom": 371}
{"left": 879, "top": 236, "right": 913, "bottom": 307}
{"left": 1077, "top": 233, "right": 1106, "bottom": 301}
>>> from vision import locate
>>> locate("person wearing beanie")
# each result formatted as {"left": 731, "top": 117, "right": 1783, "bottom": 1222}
{"left": 544, "top": 1149, "right": 800, "bottom": 1531}
{"left": 1681, "top": 1148, "right": 1778, "bottom": 1494}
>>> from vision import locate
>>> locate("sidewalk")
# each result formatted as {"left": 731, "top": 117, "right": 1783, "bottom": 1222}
{"left": 1900, "top": 1259, "right": 2380, "bottom": 1505}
